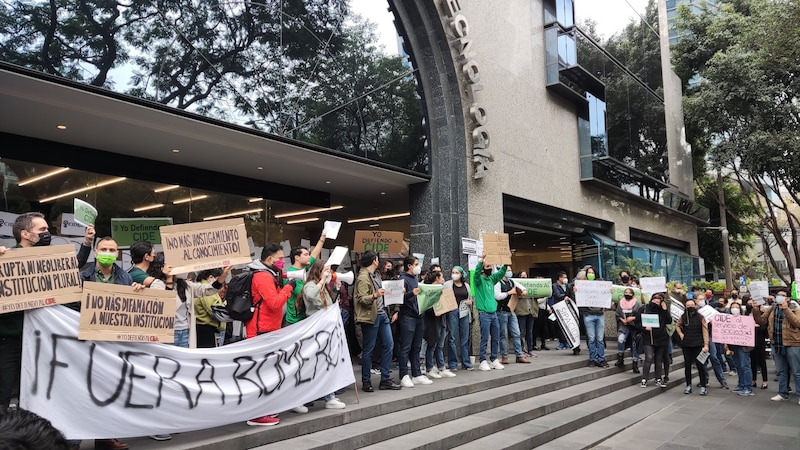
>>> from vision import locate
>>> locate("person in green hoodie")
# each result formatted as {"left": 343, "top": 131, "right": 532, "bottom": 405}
{"left": 473, "top": 252, "right": 509, "bottom": 371}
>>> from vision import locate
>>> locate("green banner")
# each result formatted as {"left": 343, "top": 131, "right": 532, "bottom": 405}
{"left": 73, "top": 198, "right": 97, "bottom": 227}
{"left": 417, "top": 284, "right": 444, "bottom": 313}
{"left": 612, "top": 285, "right": 642, "bottom": 303}
{"left": 511, "top": 278, "right": 553, "bottom": 298}
{"left": 111, "top": 217, "right": 174, "bottom": 248}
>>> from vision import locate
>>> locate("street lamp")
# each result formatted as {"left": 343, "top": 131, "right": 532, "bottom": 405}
{"left": 699, "top": 226, "right": 732, "bottom": 290}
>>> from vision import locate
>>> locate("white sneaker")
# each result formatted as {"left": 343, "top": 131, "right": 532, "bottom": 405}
{"left": 479, "top": 360, "right": 492, "bottom": 371}
{"left": 401, "top": 374, "right": 415, "bottom": 388}
{"left": 490, "top": 359, "right": 505, "bottom": 370}
{"left": 427, "top": 367, "right": 443, "bottom": 379}
{"left": 412, "top": 375, "right": 433, "bottom": 385}
{"left": 292, "top": 405, "right": 308, "bottom": 414}
{"left": 440, "top": 368, "right": 456, "bottom": 378}
{"left": 325, "top": 398, "right": 346, "bottom": 409}
{"left": 771, "top": 394, "right": 789, "bottom": 402}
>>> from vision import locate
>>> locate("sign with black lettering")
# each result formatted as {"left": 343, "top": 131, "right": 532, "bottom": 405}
{"left": 481, "top": 232, "right": 512, "bottom": 266}
{"left": 0, "top": 245, "right": 82, "bottom": 314}
{"left": 78, "top": 282, "right": 176, "bottom": 343}
{"left": 160, "top": 218, "right": 251, "bottom": 274}
{"left": 353, "top": 230, "right": 404, "bottom": 254}
{"left": 21, "top": 303, "right": 354, "bottom": 439}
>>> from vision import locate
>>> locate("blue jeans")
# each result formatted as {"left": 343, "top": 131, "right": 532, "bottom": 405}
{"left": 705, "top": 334, "right": 727, "bottom": 385}
{"left": 583, "top": 314, "right": 605, "bottom": 363}
{"left": 785, "top": 346, "right": 800, "bottom": 400}
{"left": 732, "top": 346, "right": 753, "bottom": 391}
{"left": 397, "top": 314, "right": 424, "bottom": 378}
{"left": 426, "top": 320, "right": 447, "bottom": 370}
{"left": 173, "top": 328, "right": 189, "bottom": 348}
{"left": 616, "top": 328, "right": 639, "bottom": 359}
{"left": 448, "top": 310, "right": 471, "bottom": 369}
{"left": 498, "top": 311, "right": 522, "bottom": 357}
{"left": 715, "top": 342, "right": 729, "bottom": 371}
{"left": 360, "top": 314, "right": 394, "bottom": 383}
{"left": 773, "top": 345, "right": 791, "bottom": 399}
{"left": 479, "top": 311, "right": 500, "bottom": 362}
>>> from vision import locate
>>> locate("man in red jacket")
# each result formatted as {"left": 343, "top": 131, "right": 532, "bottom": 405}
{"left": 245, "top": 243, "right": 299, "bottom": 426}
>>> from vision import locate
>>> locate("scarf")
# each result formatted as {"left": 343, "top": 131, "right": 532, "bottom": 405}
{"left": 773, "top": 307, "right": 784, "bottom": 348}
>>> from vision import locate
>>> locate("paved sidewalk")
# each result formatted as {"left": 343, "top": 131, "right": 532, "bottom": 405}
{"left": 592, "top": 373, "right": 800, "bottom": 450}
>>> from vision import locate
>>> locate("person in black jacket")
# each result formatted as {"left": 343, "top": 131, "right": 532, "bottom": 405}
{"left": 676, "top": 299, "right": 709, "bottom": 395}
{"left": 636, "top": 293, "right": 672, "bottom": 388}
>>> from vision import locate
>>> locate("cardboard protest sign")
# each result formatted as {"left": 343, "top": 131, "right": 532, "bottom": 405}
{"left": 78, "top": 282, "right": 176, "bottom": 343}
{"left": 417, "top": 284, "right": 444, "bottom": 313}
{"left": 511, "top": 278, "right": 553, "bottom": 298}
{"left": 641, "top": 314, "right": 660, "bottom": 328}
{"left": 73, "top": 198, "right": 97, "bottom": 227}
{"left": 481, "top": 232, "right": 512, "bottom": 266}
{"left": 353, "top": 230, "right": 404, "bottom": 254}
{"left": 711, "top": 314, "right": 755, "bottom": 347}
{"left": 382, "top": 280, "right": 404, "bottom": 306}
{"left": 160, "top": 218, "right": 251, "bottom": 274}
{"left": 552, "top": 300, "right": 580, "bottom": 349}
{"left": 0, "top": 245, "right": 82, "bottom": 314}
{"left": 612, "top": 285, "right": 642, "bottom": 303}
{"left": 574, "top": 280, "right": 612, "bottom": 309}
{"left": 433, "top": 288, "right": 458, "bottom": 316}
{"left": 639, "top": 276, "right": 667, "bottom": 295}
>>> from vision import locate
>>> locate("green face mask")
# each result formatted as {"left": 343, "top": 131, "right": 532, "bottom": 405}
{"left": 96, "top": 252, "right": 117, "bottom": 267}
{"left": 587, "top": 273, "right": 596, "bottom": 281}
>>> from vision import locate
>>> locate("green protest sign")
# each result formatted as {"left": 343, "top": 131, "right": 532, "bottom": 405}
{"left": 111, "top": 217, "right": 174, "bottom": 248}
{"left": 417, "top": 284, "right": 444, "bottom": 313}
{"left": 73, "top": 198, "right": 97, "bottom": 227}
{"left": 511, "top": 278, "right": 552, "bottom": 298}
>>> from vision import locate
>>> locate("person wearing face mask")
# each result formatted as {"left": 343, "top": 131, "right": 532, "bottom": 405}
{"left": 635, "top": 294, "right": 672, "bottom": 388}
{"left": 694, "top": 289, "right": 729, "bottom": 390}
{"left": 548, "top": 271, "right": 572, "bottom": 350}
{"left": 193, "top": 268, "right": 227, "bottom": 349}
{"left": 397, "top": 255, "right": 432, "bottom": 388}
{"left": 615, "top": 288, "right": 642, "bottom": 373}
{"left": 618, "top": 271, "right": 636, "bottom": 288}
{"left": 725, "top": 301, "right": 755, "bottom": 396}
{"left": 283, "top": 232, "right": 328, "bottom": 328}
{"left": 493, "top": 267, "right": 530, "bottom": 364}
{"left": 745, "top": 296, "right": 769, "bottom": 390}
{"left": 676, "top": 300, "right": 709, "bottom": 395}
{"left": 474, "top": 252, "right": 509, "bottom": 371}
{"left": 444, "top": 266, "right": 474, "bottom": 370}
{"left": 578, "top": 266, "right": 607, "bottom": 367}
{"left": 753, "top": 290, "right": 800, "bottom": 404}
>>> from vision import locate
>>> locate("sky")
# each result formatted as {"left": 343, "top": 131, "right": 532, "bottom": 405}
{"left": 349, "top": 0, "right": 652, "bottom": 54}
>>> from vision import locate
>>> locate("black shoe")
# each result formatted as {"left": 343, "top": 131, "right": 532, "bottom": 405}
{"left": 588, "top": 360, "right": 595, "bottom": 367}
{"left": 541, "top": 346, "right": 550, "bottom": 351}
{"left": 632, "top": 360, "right": 640, "bottom": 374}
{"left": 379, "top": 379, "right": 402, "bottom": 390}
{"left": 363, "top": 382, "right": 374, "bottom": 392}
{"left": 573, "top": 348, "right": 581, "bottom": 355}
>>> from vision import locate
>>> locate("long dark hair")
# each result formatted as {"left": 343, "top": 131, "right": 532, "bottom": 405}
{"left": 297, "top": 259, "right": 331, "bottom": 313}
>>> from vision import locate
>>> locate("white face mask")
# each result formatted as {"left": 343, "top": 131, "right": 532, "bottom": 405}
{"left": 730, "top": 308, "right": 741, "bottom": 315}
{"left": 697, "top": 300, "right": 706, "bottom": 307}
{"left": 412, "top": 265, "right": 421, "bottom": 276}
{"left": 506, "top": 271, "right": 513, "bottom": 278}
{"left": 451, "top": 273, "right": 461, "bottom": 281}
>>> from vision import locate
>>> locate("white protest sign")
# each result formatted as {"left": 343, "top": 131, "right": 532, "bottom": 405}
{"left": 0, "top": 210, "right": 19, "bottom": 237}
{"left": 711, "top": 314, "right": 755, "bottom": 347}
{"left": 639, "top": 276, "right": 667, "bottom": 295}
{"left": 552, "top": 300, "right": 580, "bottom": 349}
{"left": 698, "top": 304, "right": 719, "bottom": 322}
{"left": 670, "top": 301, "right": 685, "bottom": 322}
{"left": 748, "top": 281, "right": 769, "bottom": 300}
{"left": 324, "top": 221, "right": 342, "bottom": 240}
{"left": 641, "top": 313, "right": 660, "bottom": 328}
{"left": 58, "top": 213, "right": 88, "bottom": 237}
{"left": 382, "top": 280, "right": 405, "bottom": 306}
{"left": 468, "top": 255, "right": 479, "bottom": 271}
{"left": 574, "top": 280, "right": 612, "bottom": 309}
{"left": 326, "top": 246, "right": 349, "bottom": 267}
{"left": 461, "top": 237, "right": 479, "bottom": 255}
{"left": 21, "top": 304, "right": 354, "bottom": 440}
{"left": 696, "top": 350, "right": 710, "bottom": 364}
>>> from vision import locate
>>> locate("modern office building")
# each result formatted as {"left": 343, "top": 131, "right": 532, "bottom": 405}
{"left": 665, "top": 0, "right": 719, "bottom": 46}
{"left": 0, "top": 0, "right": 707, "bottom": 281}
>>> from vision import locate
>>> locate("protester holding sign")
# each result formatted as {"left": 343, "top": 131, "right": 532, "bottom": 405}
{"left": 493, "top": 268, "right": 530, "bottom": 364}
{"left": 635, "top": 293, "right": 671, "bottom": 388}
{"left": 396, "top": 255, "right": 431, "bottom": 388}
{"left": 577, "top": 265, "right": 609, "bottom": 368}
{"left": 473, "top": 253, "right": 508, "bottom": 372}
{"left": 444, "top": 266, "right": 474, "bottom": 371}
{"left": 423, "top": 271, "right": 454, "bottom": 379}
{"left": 615, "top": 287, "right": 642, "bottom": 373}
{"left": 194, "top": 269, "right": 229, "bottom": 348}
{"left": 547, "top": 271, "right": 572, "bottom": 350}
{"left": 752, "top": 289, "right": 800, "bottom": 403}
{"left": 676, "top": 299, "right": 709, "bottom": 395}
{"left": 284, "top": 231, "right": 328, "bottom": 327}
{"left": 724, "top": 303, "right": 755, "bottom": 396}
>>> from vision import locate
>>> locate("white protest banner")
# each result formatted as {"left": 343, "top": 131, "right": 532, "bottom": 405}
{"left": 21, "top": 303, "right": 354, "bottom": 440}
{"left": 326, "top": 246, "right": 349, "bottom": 267}
{"left": 748, "top": 281, "right": 769, "bottom": 300}
{"left": 698, "top": 305, "right": 719, "bottom": 322}
{"left": 73, "top": 198, "right": 98, "bottom": 227}
{"left": 711, "top": 314, "right": 755, "bottom": 347}
{"left": 461, "top": 237, "right": 479, "bottom": 255}
{"left": 670, "top": 301, "right": 685, "bottom": 323}
{"left": 78, "top": 282, "right": 177, "bottom": 343}
{"left": 641, "top": 313, "right": 660, "bottom": 328}
{"left": 574, "top": 280, "right": 612, "bottom": 309}
{"left": 160, "top": 218, "right": 251, "bottom": 274}
{"left": 639, "top": 276, "right": 667, "bottom": 295}
{"left": 324, "top": 220, "right": 342, "bottom": 239}
{"left": 382, "top": 280, "right": 404, "bottom": 306}
{"left": 552, "top": 300, "right": 580, "bottom": 349}
{"left": 0, "top": 245, "right": 82, "bottom": 314}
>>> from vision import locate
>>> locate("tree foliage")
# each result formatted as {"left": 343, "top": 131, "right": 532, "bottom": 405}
{"left": 672, "top": 0, "right": 800, "bottom": 283}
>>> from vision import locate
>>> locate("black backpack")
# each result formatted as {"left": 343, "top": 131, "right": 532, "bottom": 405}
{"left": 223, "top": 269, "right": 266, "bottom": 322}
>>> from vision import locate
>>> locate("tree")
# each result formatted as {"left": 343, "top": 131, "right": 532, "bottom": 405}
{"left": 672, "top": 0, "right": 800, "bottom": 283}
